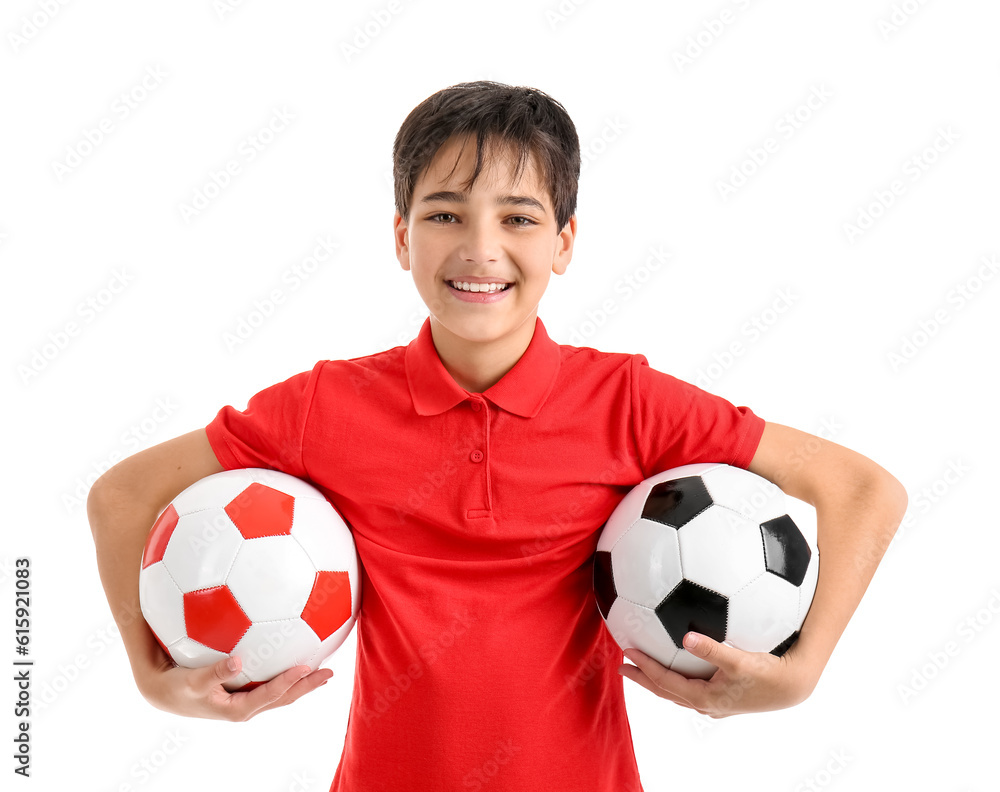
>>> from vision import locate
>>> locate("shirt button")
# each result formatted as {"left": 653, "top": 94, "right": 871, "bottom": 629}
{"left": 470, "top": 450, "right": 484, "bottom": 463}
{"left": 470, "top": 401, "right": 482, "bottom": 412}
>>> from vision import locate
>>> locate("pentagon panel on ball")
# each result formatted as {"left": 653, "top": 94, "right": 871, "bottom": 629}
{"left": 139, "top": 468, "right": 361, "bottom": 692}
{"left": 593, "top": 463, "right": 819, "bottom": 680}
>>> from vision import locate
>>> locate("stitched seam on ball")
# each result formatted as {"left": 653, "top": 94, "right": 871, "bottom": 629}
{"left": 218, "top": 540, "right": 244, "bottom": 582}
{"left": 149, "top": 562, "right": 186, "bottom": 648}
{"left": 303, "top": 639, "right": 325, "bottom": 669}
{"left": 174, "top": 506, "right": 227, "bottom": 518}
{"left": 614, "top": 577, "right": 683, "bottom": 611}
{"left": 232, "top": 623, "right": 252, "bottom": 648}
{"left": 795, "top": 556, "right": 817, "bottom": 625}
{"left": 696, "top": 465, "right": 726, "bottom": 503}
{"left": 711, "top": 501, "right": 757, "bottom": 522}
{"left": 732, "top": 569, "right": 767, "bottom": 598}
{"left": 681, "top": 503, "right": 714, "bottom": 526}
{"left": 606, "top": 516, "right": 641, "bottom": 556}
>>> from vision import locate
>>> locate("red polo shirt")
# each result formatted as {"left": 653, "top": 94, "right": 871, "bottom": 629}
{"left": 205, "top": 315, "right": 765, "bottom": 792}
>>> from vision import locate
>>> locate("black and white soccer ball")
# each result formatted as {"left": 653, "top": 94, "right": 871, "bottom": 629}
{"left": 593, "top": 463, "right": 819, "bottom": 679}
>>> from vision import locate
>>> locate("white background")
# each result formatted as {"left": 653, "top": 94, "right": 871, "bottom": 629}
{"left": 3, "top": 1, "right": 998, "bottom": 790}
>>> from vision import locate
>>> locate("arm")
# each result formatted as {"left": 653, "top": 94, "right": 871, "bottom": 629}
{"left": 745, "top": 421, "right": 908, "bottom": 688}
{"left": 618, "top": 421, "right": 908, "bottom": 715}
{"left": 87, "top": 428, "right": 332, "bottom": 721}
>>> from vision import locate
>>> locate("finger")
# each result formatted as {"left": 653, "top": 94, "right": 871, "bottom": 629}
{"left": 619, "top": 661, "right": 697, "bottom": 709}
{"left": 203, "top": 655, "right": 244, "bottom": 690}
{"left": 682, "top": 634, "right": 779, "bottom": 714}
{"left": 229, "top": 664, "right": 313, "bottom": 720}
{"left": 255, "top": 668, "right": 334, "bottom": 714}
{"left": 681, "top": 632, "right": 745, "bottom": 674}
{"left": 621, "top": 648, "right": 706, "bottom": 704}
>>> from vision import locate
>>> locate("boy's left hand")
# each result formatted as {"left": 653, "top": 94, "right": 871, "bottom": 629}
{"left": 618, "top": 631, "right": 818, "bottom": 718}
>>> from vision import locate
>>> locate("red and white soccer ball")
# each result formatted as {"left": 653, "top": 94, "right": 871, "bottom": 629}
{"left": 139, "top": 468, "right": 360, "bottom": 691}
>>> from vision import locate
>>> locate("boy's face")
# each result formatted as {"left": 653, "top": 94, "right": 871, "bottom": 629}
{"left": 394, "top": 134, "right": 575, "bottom": 353}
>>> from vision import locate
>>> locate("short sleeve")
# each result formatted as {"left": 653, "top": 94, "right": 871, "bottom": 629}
{"left": 630, "top": 354, "right": 765, "bottom": 478}
{"left": 204, "top": 361, "right": 324, "bottom": 480}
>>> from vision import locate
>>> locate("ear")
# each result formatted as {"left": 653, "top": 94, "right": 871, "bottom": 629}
{"left": 394, "top": 211, "right": 410, "bottom": 271}
{"left": 552, "top": 214, "right": 576, "bottom": 276}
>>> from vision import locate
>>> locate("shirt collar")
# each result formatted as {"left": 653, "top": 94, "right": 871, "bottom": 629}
{"left": 405, "top": 316, "right": 561, "bottom": 418}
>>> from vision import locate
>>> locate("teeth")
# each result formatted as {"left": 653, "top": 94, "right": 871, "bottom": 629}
{"left": 448, "top": 281, "right": 510, "bottom": 293}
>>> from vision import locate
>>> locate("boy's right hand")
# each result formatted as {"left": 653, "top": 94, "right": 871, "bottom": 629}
{"left": 138, "top": 653, "right": 334, "bottom": 721}
{"left": 88, "top": 428, "right": 334, "bottom": 722}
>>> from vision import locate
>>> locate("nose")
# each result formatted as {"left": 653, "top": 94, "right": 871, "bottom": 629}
{"left": 458, "top": 218, "right": 500, "bottom": 264}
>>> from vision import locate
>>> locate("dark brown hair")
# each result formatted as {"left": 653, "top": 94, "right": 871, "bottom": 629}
{"left": 393, "top": 81, "right": 580, "bottom": 231}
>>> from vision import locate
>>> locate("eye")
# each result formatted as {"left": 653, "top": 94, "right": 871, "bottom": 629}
{"left": 429, "top": 212, "right": 457, "bottom": 223}
{"left": 508, "top": 216, "right": 537, "bottom": 227}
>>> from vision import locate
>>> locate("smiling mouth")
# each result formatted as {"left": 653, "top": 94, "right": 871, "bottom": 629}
{"left": 446, "top": 280, "right": 513, "bottom": 293}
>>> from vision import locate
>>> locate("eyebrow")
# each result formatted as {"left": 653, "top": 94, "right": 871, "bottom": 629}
{"left": 419, "top": 190, "right": 546, "bottom": 213}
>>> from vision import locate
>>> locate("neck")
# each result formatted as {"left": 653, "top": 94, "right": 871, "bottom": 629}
{"left": 430, "top": 314, "right": 538, "bottom": 393}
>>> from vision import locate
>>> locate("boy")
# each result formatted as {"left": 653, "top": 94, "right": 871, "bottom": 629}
{"left": 88, "top": 81, "right": 908, "bottom": 791}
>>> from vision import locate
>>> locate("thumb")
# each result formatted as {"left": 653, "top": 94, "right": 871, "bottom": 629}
{"left": 683, "top": 632, "right": 739, "bottom": 669}
{"left": 209, "top": 654, "right": 243, "bottom": 686}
